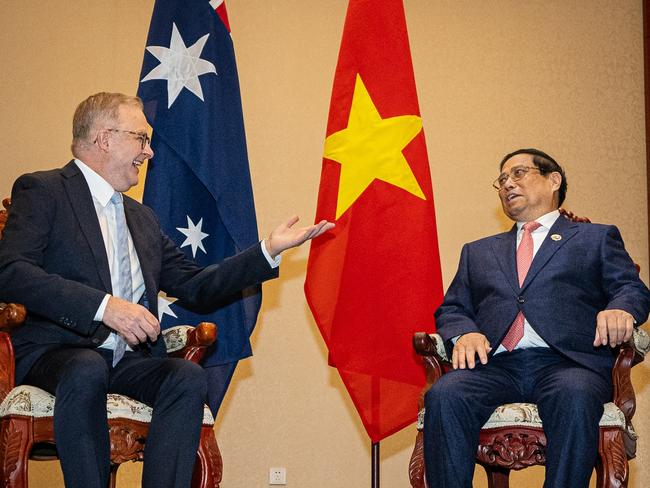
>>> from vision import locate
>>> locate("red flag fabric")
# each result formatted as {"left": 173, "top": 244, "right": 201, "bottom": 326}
{"left": 304, "top": 0, "right": 444, "bottom": 442}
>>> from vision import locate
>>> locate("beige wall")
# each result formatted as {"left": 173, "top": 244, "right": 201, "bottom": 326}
{"left": 1, "top": 1, "right": 648, "bottom": 487}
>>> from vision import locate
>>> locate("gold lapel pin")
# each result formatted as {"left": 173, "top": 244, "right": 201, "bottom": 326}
{"left": 550, "top": 234, "right": 562, "bottom": 241}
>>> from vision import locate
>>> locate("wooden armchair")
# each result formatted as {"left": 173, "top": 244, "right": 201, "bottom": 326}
{"left": 408, "top": 210, "right": 649, "bottom": 488}
{"left": 408, "top": 329, "right": 649, "bottom": 488}
{"left": 0, "top": 198, "right": 223, "bottom": 487}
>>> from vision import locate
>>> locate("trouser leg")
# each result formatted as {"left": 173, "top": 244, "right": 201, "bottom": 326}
{"left": 423, "top": 353, "right": 525, "bottom": 488}
{"left": 110, "top": 354, "right": 208, "bottom": 488}
{"left": 23, "top": 348, "right": 111, "bottom": 488}
{"left": 531, "top": 356, "right": 611, "bottom": 488}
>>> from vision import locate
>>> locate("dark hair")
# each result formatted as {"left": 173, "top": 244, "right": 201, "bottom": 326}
{"left": 499, "top": 148, "right": 567, "bottom": 206}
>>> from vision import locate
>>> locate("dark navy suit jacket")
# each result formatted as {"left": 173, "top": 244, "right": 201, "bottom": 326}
{"left": 0, "top": 161, "right": 278, "bottom": 383}
{"left": 435, "top": 214, "right": 650, "bottom": 378}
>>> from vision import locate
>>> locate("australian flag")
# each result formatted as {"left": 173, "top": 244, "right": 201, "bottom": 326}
{"left": 137, "top": 0, "right": 261, "bottom": 415}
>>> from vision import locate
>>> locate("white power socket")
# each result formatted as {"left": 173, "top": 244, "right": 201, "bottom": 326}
{"left": 269, "top": 467, "right": 287, "bottom": 485}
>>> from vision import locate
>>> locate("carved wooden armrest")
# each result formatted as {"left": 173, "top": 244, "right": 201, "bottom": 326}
{"left": 163, "top": 322, "right": 217, "bottom": 364}
{"left": 0, "top": 302, "right": 26, "bottom": 332}
{"left": 413, "top": 332, "right": 451, "bottom": 410}
{"left": 611, "top": 328, "right": 649, "bottom": 424}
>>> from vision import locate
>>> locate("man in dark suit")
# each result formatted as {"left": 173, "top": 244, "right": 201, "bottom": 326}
{"left": 423, "top": 148, "right": 650, "bottom": 488}
{"left": 0, "top": 92, "right": 333, "bottom": 488}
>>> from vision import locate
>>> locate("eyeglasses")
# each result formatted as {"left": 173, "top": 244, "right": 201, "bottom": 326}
{"left": 492, "top": 166, "right": 542, "bottom": 190}
{"left": 105, "top": 128, "right": 151, "bottom": 150}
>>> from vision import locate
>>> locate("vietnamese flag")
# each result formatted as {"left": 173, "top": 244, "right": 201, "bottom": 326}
{"left": 304, "top": 0, "right": 444, "bottom": 442}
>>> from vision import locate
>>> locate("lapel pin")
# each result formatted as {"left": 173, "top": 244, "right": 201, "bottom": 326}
{"left": 550, "top": 234, "right": 562, "bottom": 241}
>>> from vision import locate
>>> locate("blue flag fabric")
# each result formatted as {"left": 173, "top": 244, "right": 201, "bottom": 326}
{"left": 136, "top": 0, "right": 261, "bottom": 414}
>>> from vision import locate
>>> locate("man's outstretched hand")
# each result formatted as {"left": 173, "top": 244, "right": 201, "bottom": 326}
{"left": 264, "top": 216, "right": 335, "bottom": 258}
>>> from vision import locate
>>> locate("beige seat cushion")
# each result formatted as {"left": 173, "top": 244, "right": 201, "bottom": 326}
{"left": 0, "top": 385, "right": 214, "bottom": 426}
{"left": 417, "top": 401, "right": 631, "bottom": 436}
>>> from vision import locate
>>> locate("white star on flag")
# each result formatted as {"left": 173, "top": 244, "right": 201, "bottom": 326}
{"left": 177, "top": 216, "right": 209, "bottom": 257}
{"left": 141, "top": 22, "right": 217, "bottom": 108}
{"left": 157, "top": 292, "right": 178, "bottom": 322}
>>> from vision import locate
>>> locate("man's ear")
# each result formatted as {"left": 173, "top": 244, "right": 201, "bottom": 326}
{"left": 94, "top": 129, "right": 110, "bottom": 152}
{"left": 549, "top": 171, "right": 562, "bottom": 192}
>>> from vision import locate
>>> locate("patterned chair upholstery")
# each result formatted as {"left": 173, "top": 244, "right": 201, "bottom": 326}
{"left": 0, "top": 198, "right": 223, "bottom": 487}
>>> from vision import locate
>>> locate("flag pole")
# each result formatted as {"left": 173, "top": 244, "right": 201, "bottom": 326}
{"left": 371, "top": 441, "right": 380, "bottom": 488}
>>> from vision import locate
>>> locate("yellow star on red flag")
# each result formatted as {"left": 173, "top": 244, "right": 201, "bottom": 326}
{"left": 323, "top": 74, "right": 426, "bottom": 219}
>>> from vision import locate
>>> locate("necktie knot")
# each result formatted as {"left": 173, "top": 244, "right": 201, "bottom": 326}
{"left": 110, "top": 191, "right": 123, "bottom": 207}
{"left": 523, "top": 220, "right": 541, "bottom": 234}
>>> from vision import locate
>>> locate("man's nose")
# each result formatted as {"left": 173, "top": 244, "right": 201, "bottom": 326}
{"left": 143, "top": 139, "right": 154, "bottom": 159}
{"left": 502, "top": 175, "right": 516, "bottom": 190}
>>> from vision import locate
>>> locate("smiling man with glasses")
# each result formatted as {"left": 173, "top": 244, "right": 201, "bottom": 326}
{"left": 423, "top": 148, "right": 649, "bottom": 488}
{"left": 0, "top": 92, "right": 333, "bottom": 488}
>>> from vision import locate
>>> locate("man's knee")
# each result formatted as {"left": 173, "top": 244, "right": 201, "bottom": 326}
{"left": 424, "top": 372, "right": 472, "bottom": 415}
{"left": 161, "top": 359, "right": 207, "bottom": 400}
{"left": 56, "top": 350, "right": 110, "bottom": 395}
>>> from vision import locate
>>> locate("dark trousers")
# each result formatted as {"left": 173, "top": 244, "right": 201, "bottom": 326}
{"left": 22, "top": 347, "right": 208, "bottom": 488}
{"left": 423, "top": 348, "right": 611, "bottom": 488}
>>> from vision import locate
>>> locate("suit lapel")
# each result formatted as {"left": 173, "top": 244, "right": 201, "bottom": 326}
{"left": 490, "top": 225, "right": 519, "bottom": 293}
{"left": 61, "top": 161, "right": 112, "bottom": 293}
{"left": 521, "top": 215, "right": 579, "bottom": 290}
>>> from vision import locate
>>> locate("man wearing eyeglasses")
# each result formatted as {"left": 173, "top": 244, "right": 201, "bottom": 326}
{"left": 0, "top": 92, "right": 334, "bottom": 488}
{"left": 423, "top": 148, "right": 650, "bottom": 488}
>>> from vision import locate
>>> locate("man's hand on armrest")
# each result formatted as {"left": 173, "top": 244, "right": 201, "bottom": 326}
{"left": 452, "top": 332, "right": 492, "bottom": 370}
{"left": 103, "top": 296, "right": 160, "bottom": 346}
{"left": 594, "top": 309, "right": 635, "bottom": 348}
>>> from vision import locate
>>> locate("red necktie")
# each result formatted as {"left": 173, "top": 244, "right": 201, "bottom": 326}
{"left": 501, "top": 221, "right": 542, "bottom": 351}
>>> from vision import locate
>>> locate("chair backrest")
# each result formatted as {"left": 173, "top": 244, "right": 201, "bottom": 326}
{"left": 0, "top": 198, "right": 10, "bottom": 240}
{"left": 558, "top": 207, "right": 591, "bottom": 223}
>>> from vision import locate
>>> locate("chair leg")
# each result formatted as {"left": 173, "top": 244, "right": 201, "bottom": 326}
{"left": 0, "top": 418, "right": 33, "bottom": 488}
{"left": 408, "top": 431, "right": 426, "bottom": 488}
{"left": 482, "top": 465, "right": 510, "bottom": 488}
{"left": 109, "top": 464, "right": 119, "bottom": 488}
{"left": 595, "top": 428, "right": 628, "bottom": 488}
{"left": 191, "top": 426, "right": 223, "bottom": 488}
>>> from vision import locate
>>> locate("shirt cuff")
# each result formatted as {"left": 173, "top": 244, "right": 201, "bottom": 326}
{"left": 95, "top": 294, "right": 111, "bottom": 322}
{"left": 261, "top": 240, "right": 281, "bottom": 268}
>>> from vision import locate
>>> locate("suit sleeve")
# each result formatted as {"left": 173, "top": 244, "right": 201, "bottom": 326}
{"left": 600, "top": 225, "right": 650, "bottom": 325}
{"left": 155, "top": 219, "right": 278, "bottom": 314}
{"left": 434, "top": 243, "right": 482, "bottom": 343}
{"left": 0, "top": 174, "right": 106, "bottom": 335}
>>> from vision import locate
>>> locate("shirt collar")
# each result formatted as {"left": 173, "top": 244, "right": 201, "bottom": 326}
{"left": 516, "top": 209, "right": 560, "bottom": 232}
{"left": 74, "top": 159, "right": 115, "bottom": 208}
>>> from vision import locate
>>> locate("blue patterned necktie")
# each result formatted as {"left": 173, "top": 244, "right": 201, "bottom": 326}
{"left": 110, "top": 192, "right": 132, "bottom": 366}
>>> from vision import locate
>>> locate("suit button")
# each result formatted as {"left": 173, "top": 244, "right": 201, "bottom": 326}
{"left": 92, "top": 338, "right": 100, "bottom": 344}
{"left": 517, "top": 296, "right": 525, "bottom": 304}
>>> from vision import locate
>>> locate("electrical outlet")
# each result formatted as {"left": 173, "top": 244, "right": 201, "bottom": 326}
{"left": 269, "top": 467, "right": 287, "bottom": 485}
